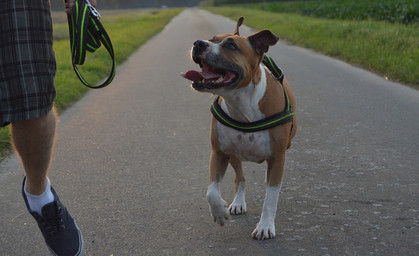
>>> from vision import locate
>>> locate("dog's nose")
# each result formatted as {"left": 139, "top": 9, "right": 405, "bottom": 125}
{"left": 193, "top": 40, "right": 209, "bottom": 51}
{"left": 192, "top": 40, "right": 209, "bottom": 64}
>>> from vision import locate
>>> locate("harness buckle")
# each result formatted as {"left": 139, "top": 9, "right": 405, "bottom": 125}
{"left": 85, "top": 0, "right": 101, "bottom": 19}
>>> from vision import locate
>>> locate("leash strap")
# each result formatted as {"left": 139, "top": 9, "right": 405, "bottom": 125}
{"left": 210, "top": 55, "right": 294, "bottom": 133}
{"left": 66, "top": 0, "right": 115, "bottom": 88}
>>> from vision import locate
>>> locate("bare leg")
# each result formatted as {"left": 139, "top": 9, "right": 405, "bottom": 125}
{"left": 11, "top": 108, "right": 56, "bottom": 195}
{"left": 14, "top": 108, "right": 84, "bottom": 255}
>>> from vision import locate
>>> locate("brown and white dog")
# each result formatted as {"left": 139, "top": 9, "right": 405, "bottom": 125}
{"left": 182, "top": 17, "right": 297, "bottom": 240}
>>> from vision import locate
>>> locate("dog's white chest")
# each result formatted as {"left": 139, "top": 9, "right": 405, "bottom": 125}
{"left": 214, "top": 64, "right": 272, "bottom": 162}
{"left": 217, "top": 124, "right": 271, "bottom": 162}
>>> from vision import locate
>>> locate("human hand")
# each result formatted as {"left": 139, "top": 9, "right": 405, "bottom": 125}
{"left": 65, "top": 0, "right": 75, "bottom": 14}
{"left": 65, "top": 0, "right": 97, "bottom": 14}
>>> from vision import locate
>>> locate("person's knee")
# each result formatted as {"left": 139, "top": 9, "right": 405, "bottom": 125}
{"left": 12, "top": 108, "right": 56, "bottom": 130}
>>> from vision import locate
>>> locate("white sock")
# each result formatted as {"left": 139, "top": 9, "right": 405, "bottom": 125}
{"left": 24, "top": 178, "right": 55, "bottom": 217}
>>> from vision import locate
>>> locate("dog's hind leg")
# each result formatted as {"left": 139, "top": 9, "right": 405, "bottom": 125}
{"left": 207, "top": 150, "right": 230, "bottom": 226}
{"left": 228, "top": 155, "right": 247, "bottom": 215}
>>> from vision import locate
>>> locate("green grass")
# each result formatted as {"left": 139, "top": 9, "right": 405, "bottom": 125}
{"left": 211, "top": 0, "right": 419, "bottom": 24}
{"left": 0, "top": 8, "right": 183, "bottom": 158}
{"left": 204, "top": 6, "right": 419, "bottom": 88}
{"left": 53, "top": 9, "right": 183, "bottom": 111}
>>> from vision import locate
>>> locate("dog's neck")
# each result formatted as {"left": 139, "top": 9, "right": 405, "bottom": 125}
{"left": 217, "top": 64, "right": 267, "bottom": 123}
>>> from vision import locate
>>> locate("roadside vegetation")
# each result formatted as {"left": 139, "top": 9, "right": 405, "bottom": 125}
{"left": 201, "top": 0, "right": 419, "bottom": 89}
{"left": 0, "top": 8, "right": 182, "bottom": 158}
{"left": 244, "top": 0, "right": 419, "bottom": 25}
{"left": 206, "top": 0, "right": 419, "bottom": 24}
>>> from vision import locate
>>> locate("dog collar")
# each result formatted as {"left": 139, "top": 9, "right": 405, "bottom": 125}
{"left": 210, "top": 55, "right": 294, "bottom": 133}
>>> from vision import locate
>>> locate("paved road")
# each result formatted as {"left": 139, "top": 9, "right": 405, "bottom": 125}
{"left": 1, "top": 9, "right": 418, "bottom": 256}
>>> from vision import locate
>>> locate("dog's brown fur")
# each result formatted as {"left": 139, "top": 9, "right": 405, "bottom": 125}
{"left": 187, "top": 17, "right": 297, "bottom": 240}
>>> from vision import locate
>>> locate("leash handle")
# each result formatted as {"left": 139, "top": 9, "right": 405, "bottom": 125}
{"left": 66, "top": 0, "right": 115, "bottom": 89}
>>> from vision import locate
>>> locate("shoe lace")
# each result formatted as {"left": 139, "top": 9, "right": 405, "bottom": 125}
{"left": 38, "top": 205, "right": 66, "bottom": 236}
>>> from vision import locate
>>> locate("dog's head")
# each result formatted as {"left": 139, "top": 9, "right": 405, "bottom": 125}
{"left": 182, "top": 17, "right": 279, "bottom": 92}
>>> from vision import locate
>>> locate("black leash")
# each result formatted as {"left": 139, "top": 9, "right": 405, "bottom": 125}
{"left": 210, "top": 55, "right": 294, "bottom": 133}
{"left": 66, "top": 0, "right": 115, "bottom": 88}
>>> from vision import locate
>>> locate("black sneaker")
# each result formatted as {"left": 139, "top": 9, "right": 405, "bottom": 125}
{"left": 22, "top": 177, "right": 84, "bottom": 256}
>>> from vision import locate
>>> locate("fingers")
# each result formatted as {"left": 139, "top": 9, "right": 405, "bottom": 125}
{"left": 89, "top": 0, "right": 97, "bottom": 8}
{"left": 64, "top": 0, "right": 97, "bottom": 15}
{"left": 65, "top": 0, "right": 75, "bottom": 14}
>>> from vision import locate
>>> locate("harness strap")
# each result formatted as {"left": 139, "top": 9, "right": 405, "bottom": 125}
{"left": 66, "top": 0, "right": 115, "bottom": 88}
{"left": 262, "top": 55, "right": 284, "bottom": 84}
{"left": 210, "top": 55, "right": 294, "bottom": 133}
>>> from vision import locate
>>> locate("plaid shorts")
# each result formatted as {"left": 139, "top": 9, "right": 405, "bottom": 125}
{"left": 0, "top": 0, "right": 56, "bottom": 127}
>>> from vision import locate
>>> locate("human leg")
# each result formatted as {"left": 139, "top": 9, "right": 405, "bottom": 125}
{"left": 1, "top": 0, "right": 84, "bottom": 254}
{"left": 13, "top": 108, "right": 85, "bottom": 256}
{"left": 11, "top": 108, "right": 57, "bottom": 196}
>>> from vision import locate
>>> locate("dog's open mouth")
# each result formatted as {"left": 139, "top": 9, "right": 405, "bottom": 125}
{"left": 182, "top": 60, "right": 240, "bottom": 91}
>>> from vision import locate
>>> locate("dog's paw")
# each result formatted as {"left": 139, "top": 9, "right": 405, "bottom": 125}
{"left": 207, "top": 193, "right": 230, "bottom": 226}
{"left": 252, "top": 220, "right": 276, "bottom": 240}
{"left": 228, "top": 200, "right": 246, "bottom": 215}
{"left": 208, "top": 200, "right": 230, "bottom": 226}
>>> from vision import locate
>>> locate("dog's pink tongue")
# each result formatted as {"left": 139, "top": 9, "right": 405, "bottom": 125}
{"left": 182, "top": 71, "right": 203, "bottom": 82}
{"left": 182, "top": 71, "right": 221, "bottom": 82}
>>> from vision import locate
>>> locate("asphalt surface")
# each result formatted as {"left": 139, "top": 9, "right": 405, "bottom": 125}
{"left": 1, "top": 9, "right": 418, "bottom": 256}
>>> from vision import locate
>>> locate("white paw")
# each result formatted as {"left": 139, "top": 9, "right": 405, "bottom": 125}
{"left": 208, "top": 198, "right": 229, "bottom": 226}
{"left": 252, "top": 220, "right": 276, "bottom": 240}
{"left": 207, "top": 190, "right": 229, "bottom": 226}
{"left": 228, "top": 200, "right": 246, "bottom": 215}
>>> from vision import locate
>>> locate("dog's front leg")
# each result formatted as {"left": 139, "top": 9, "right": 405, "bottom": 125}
{"left": 252, "top": 154, "right": 285, "bottom": 240}
{"left": 206, "top": 150, "right": 230, "bottom": 226}
{"left": 252, "top": 184, "right": 281, "bottom": 240}
{"left": 228, "top": 155, "right": 246, "bottom": 215}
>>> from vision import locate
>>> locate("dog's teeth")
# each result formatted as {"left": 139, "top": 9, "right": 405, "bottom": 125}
{"left": 215, "top": 76, "right": 224, "bottom": 83}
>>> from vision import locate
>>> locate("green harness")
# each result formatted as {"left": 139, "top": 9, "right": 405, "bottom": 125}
{"left": 66, "top": 0, "right": 115, "bottom": 88}
{"left": 210, "top": 55, "right": 294, "bottom": 133}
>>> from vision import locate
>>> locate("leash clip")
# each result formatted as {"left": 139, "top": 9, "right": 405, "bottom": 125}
{"left": 85, "top": 0, "right": 101, "bottom": 19}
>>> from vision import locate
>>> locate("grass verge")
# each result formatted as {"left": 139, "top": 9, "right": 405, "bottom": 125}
{"left": 0, "top": 8, "right": 183, "bottom": 158}
{"left": 204, "top": 6, "right": 419, "bottom": 88}
{"left": 213, "top": 0, "right": 419, "bottom": 24}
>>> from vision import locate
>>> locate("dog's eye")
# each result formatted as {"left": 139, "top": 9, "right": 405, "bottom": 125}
{"left": 224, "top": 41, "right": 238, "bottom": 51}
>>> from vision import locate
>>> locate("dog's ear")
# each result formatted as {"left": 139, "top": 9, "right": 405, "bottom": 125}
{"left": 233, "top": 17, "right": 244, "bottom": 36}
{"left": 248, "top": 30, "right": 279, "bottom": 55}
